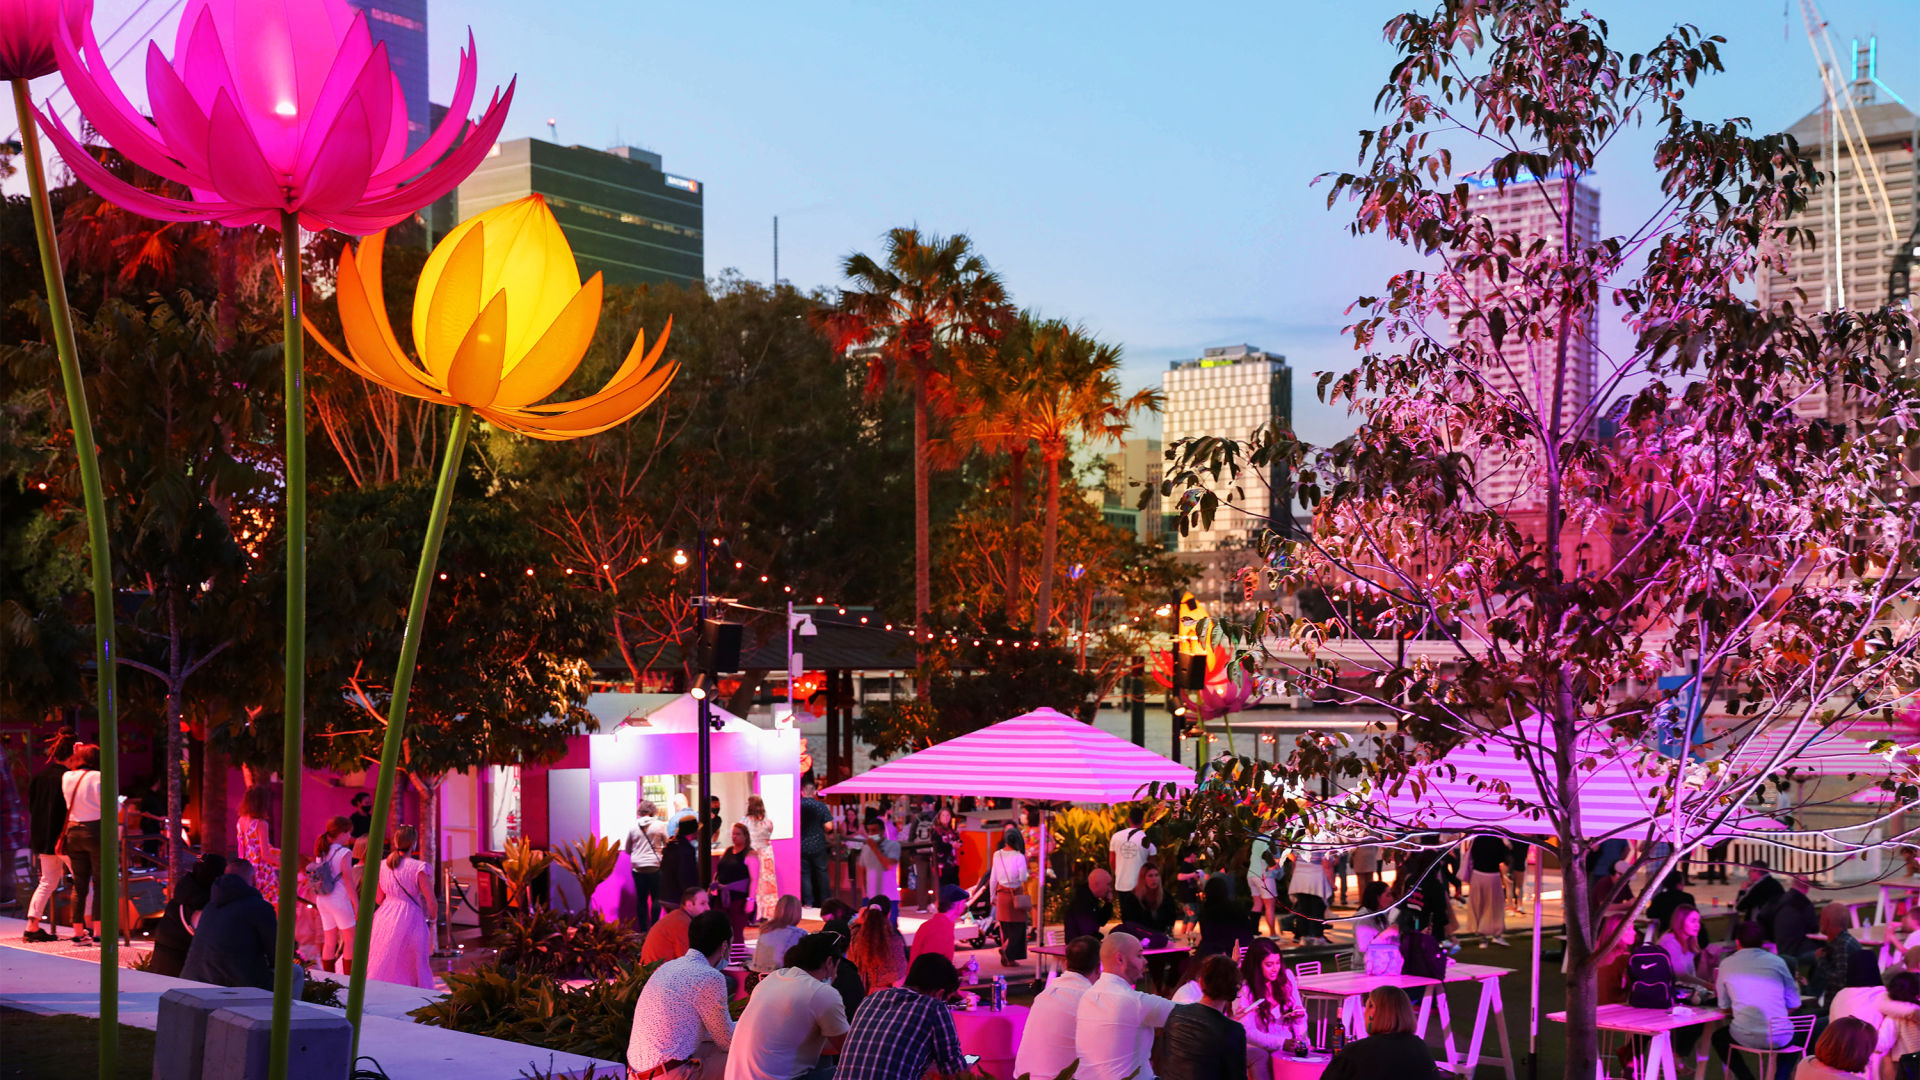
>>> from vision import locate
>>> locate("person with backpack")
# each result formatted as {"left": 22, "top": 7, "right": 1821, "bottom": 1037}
{"left": 1656, "top": 905, "right": 1715, "bottom": 998}
{"left": 307, "top": 815, "right": 357, "bottom": 974}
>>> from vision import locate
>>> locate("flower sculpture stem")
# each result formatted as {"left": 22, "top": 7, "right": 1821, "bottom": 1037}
{"left": 344, "top": 404, "right": 474, "bottom": 1052}
{"left": 13, "top": 76, "right": 122, "bottom": 1080}
{"left": 269, "top": 210, "right": 308, "bottom": 1080}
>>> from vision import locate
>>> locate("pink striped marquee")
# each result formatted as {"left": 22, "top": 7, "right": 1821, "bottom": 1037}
{"left": 820, "top": 707, "right": 1195, "bottom": 803}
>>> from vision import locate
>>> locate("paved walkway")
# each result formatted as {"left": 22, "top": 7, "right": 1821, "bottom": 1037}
{"left": 0, "top": 930, "right": 617, "bottom": 1080}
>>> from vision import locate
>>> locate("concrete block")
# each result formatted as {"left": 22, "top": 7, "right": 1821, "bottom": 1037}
{"left": 154, "top": 987, "right": 276, "bottom": 1080}
{"left": 202, "top": 1004, "right": 352, "bottom": 1080}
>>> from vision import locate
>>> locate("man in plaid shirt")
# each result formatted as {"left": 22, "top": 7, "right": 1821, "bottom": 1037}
{"left": 835, "top": 953, "right": 968, "bottom": 1080}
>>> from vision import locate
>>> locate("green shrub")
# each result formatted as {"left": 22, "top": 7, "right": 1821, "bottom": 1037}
{"left": 490, "top": 906, "right": 642, "bottom": 980}
{"left": 412, "top": 960, "right": 661, "bottom": 1062}
{"left": 302, "top": 974, "right": 346, "bottom": 1008}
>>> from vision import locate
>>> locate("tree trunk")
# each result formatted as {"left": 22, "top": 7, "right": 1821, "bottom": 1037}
{"left": 1560, "top": 849, "right": 1600, "bottom": 1078}
{"left": 215, "top": 229, "right": 239, "bottom": 351}
{"left": 165, "top": 590, "right": 187, "bottom": 879}
{"left": 1005, "top": 449, "right": 1027, "bottom": 627}
{"left": 1035, "top": 454, "right": 1062, "bottom": 632}
{"left": 912, "top": 370, "right": 932, "bottom": 698}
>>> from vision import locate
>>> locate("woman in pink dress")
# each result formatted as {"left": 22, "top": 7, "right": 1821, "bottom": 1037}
{"left": 364, "top": 824, "right": 436, "bottom": 988}
{"left": 235, "top": 785, "right": 279, "bottom": 909}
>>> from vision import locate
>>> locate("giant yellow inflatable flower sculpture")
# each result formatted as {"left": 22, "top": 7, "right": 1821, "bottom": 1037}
{"left": 313, "top": 193, "right": 674, "bottom": 438}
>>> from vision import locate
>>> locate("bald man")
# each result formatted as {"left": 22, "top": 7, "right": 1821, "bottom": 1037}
{"left": 1075, "top": 932, "right": 1177, "bottom": 1080}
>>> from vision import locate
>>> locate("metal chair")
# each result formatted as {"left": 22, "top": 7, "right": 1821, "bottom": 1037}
{"left": 1333, "top": 951, "right": 1354, "bottom": 972}
{"left": 1727, "top": 1015, "right": 1818, "bottom": 1080}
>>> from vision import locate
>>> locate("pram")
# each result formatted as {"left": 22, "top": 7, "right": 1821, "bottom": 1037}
{"left": 960, "top": 875, "right": 1003, "bottom": 951}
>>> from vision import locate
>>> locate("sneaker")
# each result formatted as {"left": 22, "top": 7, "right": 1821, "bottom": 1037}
{"left": 1490, "top": 935, "right": 1510, "bottom": 947}
{"left": 71, "top": 932, "right": 94, "bottom": 946}
{"left": 22, "top": 928, "right": 56, "bottom": 943}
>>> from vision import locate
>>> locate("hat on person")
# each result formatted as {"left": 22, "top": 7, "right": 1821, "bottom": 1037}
{"left": 938, "top": 884, "right": 970, "bottom": 909}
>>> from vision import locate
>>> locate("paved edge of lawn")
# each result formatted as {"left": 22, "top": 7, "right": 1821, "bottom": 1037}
{"left": 0, "top": 942, "right": 620, "bottom": 1080}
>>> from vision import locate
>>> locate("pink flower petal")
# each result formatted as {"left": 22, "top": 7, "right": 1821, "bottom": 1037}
{"left": 176, "top": 5, "right": 238, "bottom": 117}
{"left": 291, "top": 10, "right": 375, "bottom": 180}
{"left": 52, "top": 5, "right": 198, "bottom": 187}
{"left": 367, "top": 29, "right": 479, "bottom": 188}
{"left": 355, "top": 80, "right": 514, "bottom": 218}
{"left": 205, "top": 89, "right": 290, "bottom": 214}
{"left": 374, "top": 68, "right": 409, "bottom": 175}
{"left": 33, "top": 113, "right": 225, "bottom": 221}
{"left": 298, "top": 91, "right": 373, "bottom": 217}
{"left": 144, "top": 43, "right": 212, "bottom": 179}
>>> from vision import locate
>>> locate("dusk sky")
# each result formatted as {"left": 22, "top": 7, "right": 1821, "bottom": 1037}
{"left": 11, "top": 0, "right": 1918, "bottom": 446}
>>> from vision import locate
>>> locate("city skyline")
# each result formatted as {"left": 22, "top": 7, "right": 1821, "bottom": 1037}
{"left": 8, "top": 0, "right": 1915, "bottom": 448}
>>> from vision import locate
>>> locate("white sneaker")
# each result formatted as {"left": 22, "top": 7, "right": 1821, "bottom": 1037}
{"left": 1490, "top": 935, "right": 1509, "bottom": 947}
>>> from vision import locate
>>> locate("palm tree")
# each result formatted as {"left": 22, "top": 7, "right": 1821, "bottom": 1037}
{"left": 946, "top": 313, "right": 1046, "bottom": 627}
{"left": 1008, "top": 324, "right": 1160, "bottom": 632}
{"left": 819, "top": 228, "right": 1010, "bottom": 658}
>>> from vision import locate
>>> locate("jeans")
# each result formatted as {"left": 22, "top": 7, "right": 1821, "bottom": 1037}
{"left": 632, "top": 867, "right": 660, "bottom": 930}
{"left": 801, "top": 851, "right": 829, "bottom": 908}
{"left": 64, "top": 822, "right": 102, "bottom": 925}
{"left": 28, "top": 853, "right": 65, "bottom": 921}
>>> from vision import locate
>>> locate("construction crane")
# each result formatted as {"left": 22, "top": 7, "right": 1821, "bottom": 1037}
{"left": 1795, "top": 0, "right": 1908, "bottom": 307}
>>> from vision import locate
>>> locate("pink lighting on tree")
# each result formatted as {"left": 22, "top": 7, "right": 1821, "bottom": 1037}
{"left": 37, "top": 0, "right": 514, "bottom": 233}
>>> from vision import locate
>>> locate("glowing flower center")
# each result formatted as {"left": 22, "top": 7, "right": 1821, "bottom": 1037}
{"left": 274, "top": 100, "right": 297, "bottom": 117}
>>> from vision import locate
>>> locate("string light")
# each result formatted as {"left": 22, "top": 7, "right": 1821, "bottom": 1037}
{"left": 525, "top": 568, "right": 535, "bottom": 577}
{"left": 438, "top": 572, "right": 448, "bottom": 580}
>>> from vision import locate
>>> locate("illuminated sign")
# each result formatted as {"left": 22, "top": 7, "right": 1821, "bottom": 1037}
{"left": 666, "top": 175, "right": 700, "bottom": 193}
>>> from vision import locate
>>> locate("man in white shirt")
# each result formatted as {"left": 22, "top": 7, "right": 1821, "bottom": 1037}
{"left": 858, "top": 817, "right": 901, "bottom": 904}
{"left": 1108, "top": 808, "right": 1154, "bottom": 894}
{"left": 727, "top": 933, "right": 850, "bottom": 1080}
{"left": 1015, "top": 936, "right": 1100, "bottom": 1080}
{"left": 629, "top": 910, "right": 737, "bottom": 1080}
{"left": 1075, "top": 932, "right": 1177, "bottom": 1080}
{"left": 1712, "top": 920, "right": 1802, "bottom": 1080}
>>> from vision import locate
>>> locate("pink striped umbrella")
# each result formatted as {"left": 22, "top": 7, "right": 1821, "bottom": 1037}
{"left": 819, "top": 707, "right": 1194, "bottom": 802}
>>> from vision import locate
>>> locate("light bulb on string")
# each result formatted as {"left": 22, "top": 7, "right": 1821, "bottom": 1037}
{"left": 673, "top": 550, "right": 689, "bottom": 567}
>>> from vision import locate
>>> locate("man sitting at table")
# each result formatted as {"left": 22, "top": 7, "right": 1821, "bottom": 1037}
{"left": 1161, "top": 955, "right": 1248, "bottom": 1080}
{"left": 1063, "top": 868, "right": 1116, "bottom": 942}
{"left": 1015, "top": 935, "right": 1101, "bottom": 1080}
{"left": 726, "top": 932, "right": 850, "bottom": 1080}
{"left": 1322, "top": 987, "right": 1438, "bottom": 1080}
{"left": 642, "top": 887, "right": 711, "bottom": 966}
{"left": 1771, "top": 876, "right": 1820, "bottom": 967}
{"left": 1076, "top": 932, "right": 1179, "bottom": 1080}
{"left": 835, "top": 953, "right": 967, "bottom": 1080}
{"left": 629, "top": 910, "right": 737, "bottom": 1080}
{"left": 909, "top": 885, "right": 970, "bottom": 966}
{"left": 1737, "top": 861, "right": 1787, "bottom": 925}
{"left": 1714, "top": 920, "right": 1803, "bottom": 1080}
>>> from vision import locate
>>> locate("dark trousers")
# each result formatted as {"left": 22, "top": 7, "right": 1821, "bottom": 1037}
{"left": 632, "top": 867, "right": 660, "bottom": 930}
{"left": 1292, "top": 893, "right": 1328, "bottom": 939}
{"left": 1712, "top": 1027, "right": 1798, "bottom": 1080}
{"left": 801, "top": 851, "right": 829, "bottom": 908}
{"left": 64, "top": 822, "right": 101, "bottom": 925}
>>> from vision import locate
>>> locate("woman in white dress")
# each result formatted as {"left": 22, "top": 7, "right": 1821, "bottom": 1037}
{"left": 741, "top": 795, "right": 777, "bottom": 921}
{"left": 991, "top": 825, "right": 1031, "bottom": 965}
{"left": 365, "top": 824, "right": 436, "bottom": 989}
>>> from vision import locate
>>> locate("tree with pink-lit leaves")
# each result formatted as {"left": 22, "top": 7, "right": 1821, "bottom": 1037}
{"left": 1157, "top": 2, "right": 1920, "bottom": 1072}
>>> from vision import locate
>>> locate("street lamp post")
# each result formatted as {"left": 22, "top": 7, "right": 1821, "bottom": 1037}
{"left": 696, "top": 530, "right": 715, "bottom": 883}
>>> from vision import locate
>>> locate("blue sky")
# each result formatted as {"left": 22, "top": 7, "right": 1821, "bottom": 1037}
{"left": 11, "top": 1, "right": 1919, "bottom": 445}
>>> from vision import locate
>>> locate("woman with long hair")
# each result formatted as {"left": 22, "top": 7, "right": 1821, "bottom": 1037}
{"left": 235, "top": 784, "right": 280, "bottom": 911}
{"left": 1657, "top": 904, "right": 1713, "bottom": 995}
{"left": 1352, "top": 880, "right": 1394, "bottom": 967}
{"left": 1195, "top": 873, "right": 1253, "bottom": 958}
{"left": 364, "top": 824, "right": 436, "bottom": 988}
{"left": 309, "top": 815, "right": 357, "bottom": 973}
{"left": 1118, "top": 862, "right": 1178, "bottom": 937}
{"left": 1237, "top": 937, "right": 1310, "bottom": 1058}
{"left": 846, "top": 899, "right": 907, "bottom": 990}
{"left": 741, "top": 794, "right": 777, "bottom": 922}
{"left": 930, "top": 805, "right": 960, "bottom": 888}
{"left": 715, "top": 822, "right": 755, "bottom": 944}
{"left": 752, "top": 895, "right": 806, "bottom": 973}
{"left": 991, "top": 824, "right": 1031, "bottom": 965}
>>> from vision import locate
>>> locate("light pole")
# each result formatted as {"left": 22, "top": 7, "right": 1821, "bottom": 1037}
{"left": 786, "top": 603, "right": 817, "bottom": 724}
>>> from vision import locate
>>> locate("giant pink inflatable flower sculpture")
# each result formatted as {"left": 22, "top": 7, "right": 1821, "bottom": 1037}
{"left": 37, "top": 0, "right": 513, "bottom": 233}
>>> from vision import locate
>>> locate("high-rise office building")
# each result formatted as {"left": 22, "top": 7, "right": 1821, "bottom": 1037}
{"left": 1097, "top": 438, "right": 1171, "bottom": 549}
{"left": 344, "top": 0, "right": 429, "bottom": 153}
{"left": 1758, "top": 39, "right": 1917, "bottom": 422}
{"left": 1458, "top": 172, "right": 1601, "bottom": 508}
{"left": 1160, "top": 346, "right": 1292, "bottom": 552}
{"left": 457, "top": 139, "right": 705, "bottom": 288}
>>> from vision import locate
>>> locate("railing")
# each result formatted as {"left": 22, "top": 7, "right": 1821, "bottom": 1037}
{"left": 1720, "top": 828, "right": 1884, "bottom": 885}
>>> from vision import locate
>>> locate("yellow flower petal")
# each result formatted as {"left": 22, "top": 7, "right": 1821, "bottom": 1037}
{"left": 351, "top": 231, "right": 418, "bottom": 371}
{"left": 335, "top": 244, "right": 442, "bottom": 395}
{"left": 493, "top": 273, "right": 602, "bottom": 408}
{"left": 418, "top": 221, "right": 486, "bottom": 381}
{"left": 508, "top": 360, "right": 676, "bottom": 433}
{"left": 446, "top": 290, "right": 509, "bottom": 407}
{"left": 481, "top": 196, "right": 582, "bottom": 366}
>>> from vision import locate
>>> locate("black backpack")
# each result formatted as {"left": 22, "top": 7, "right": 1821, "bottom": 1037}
{"left": 1896, "top": 1052, "right": 1920, "bottom": 1080}
{"left": 1625, "top": 942, "right": 1676, "bottom": 1009}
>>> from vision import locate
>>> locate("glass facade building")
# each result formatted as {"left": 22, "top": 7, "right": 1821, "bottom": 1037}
{"left": 456, "top": 138, "right": 705, "bottom": 288}
{"left": 345, "top": 0, "right": 430, "bottom": 153}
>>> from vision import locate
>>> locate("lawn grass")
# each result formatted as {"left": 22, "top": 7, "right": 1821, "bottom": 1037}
{"left": 0, "top": 1007, "right": 156, "bottom": 1080}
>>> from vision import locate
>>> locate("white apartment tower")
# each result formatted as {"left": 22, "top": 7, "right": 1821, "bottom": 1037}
{"left": 1460, "top": 174, "right": 1601, "bottom": 508}
{"left": 1757, "top": 39, "right": 1918, "bottom": 423}
{"left": 1160, "top": 346, "right": 1292, "bottom": 552}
